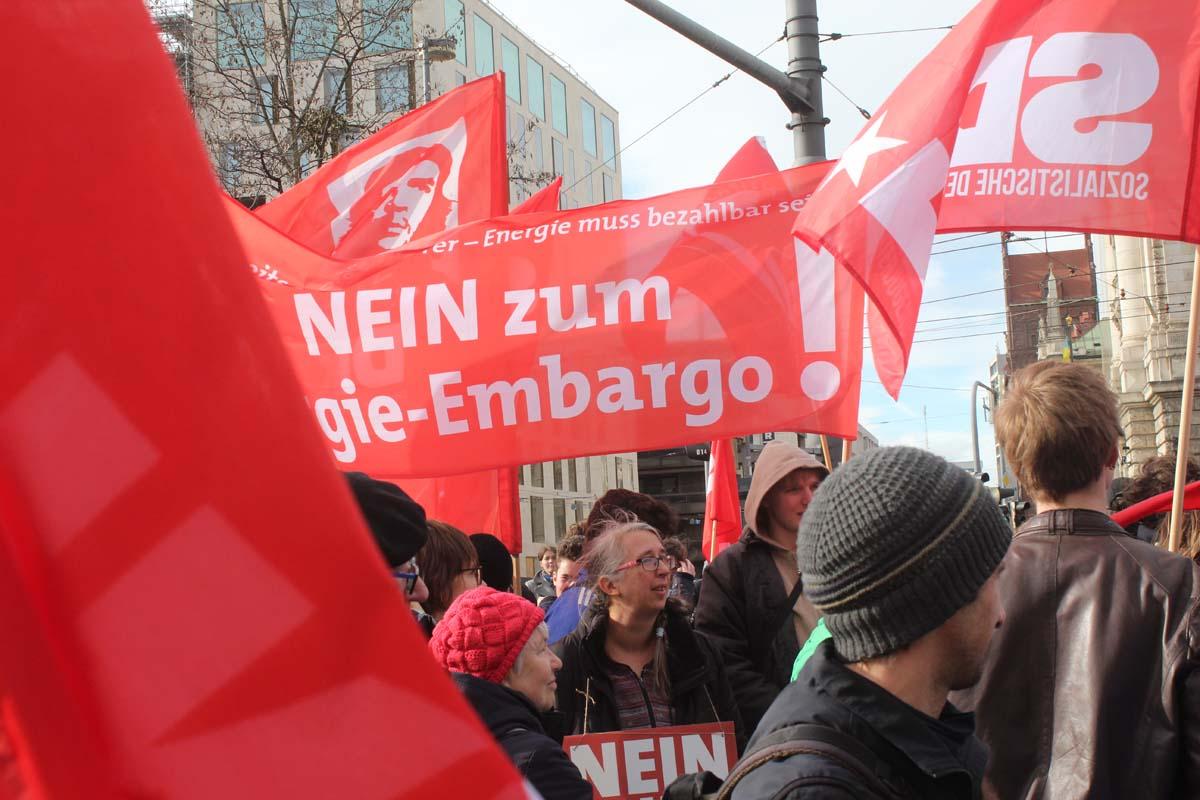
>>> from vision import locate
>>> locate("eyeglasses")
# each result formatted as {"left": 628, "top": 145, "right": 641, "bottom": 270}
{"left": 392, "top": 562, "right": 420, "bottom": 594}
{"left": 616, "top": 554, "right": 677, "bottom": 573}
{"left": 460, "top": 565, "right": 482, "bottom": 583}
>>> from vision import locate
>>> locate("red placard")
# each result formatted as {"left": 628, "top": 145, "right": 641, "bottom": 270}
{"left": 564, "top": 722, "right": 737, "bottom": 800}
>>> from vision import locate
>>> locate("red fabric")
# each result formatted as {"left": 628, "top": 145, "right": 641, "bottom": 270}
{"left": 256, "top": 74, "right": 508, "bottom": 259}
{"left": 1112, "top": 481, "right": 1200, "bottom": 528}
{"left": 513, "top": 176, "right": 563, "bottom": 214}
{"left": 702, "top": 440, "right": 742, "bottom": 562}
{"left": 251, "top": 78, "right": 520, "bottom": 551}
{"left": 0, "top": 3, "right": 526, "bottom": 797}
{"left": 227, "top": 160, "right": 865, "bottom": 476}
{"left": 430, "top": 588, "right": 544, "bottom": 683}
{"left": 795, "top": 0, "right": 1200, "bottom": 395}
{"left": 714, "top": 137, "right": 779, "bottom": 182}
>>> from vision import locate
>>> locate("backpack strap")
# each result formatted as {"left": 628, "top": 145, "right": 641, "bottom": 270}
{"left": 714, "top": 723, "right": 903, "bottom": 800}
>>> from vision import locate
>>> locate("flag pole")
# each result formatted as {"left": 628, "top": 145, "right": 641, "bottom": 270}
{"left": 841, "top": 438, "right": 853, "bottom": 465}
{"left": 819, "top": 435, "right": 833, "bottom": 471}
{"left": 709, "top": 519, "right": 718, "bottom": 562}
{"left": 1169, "top": 247, "right": 1200, "bottom": 552}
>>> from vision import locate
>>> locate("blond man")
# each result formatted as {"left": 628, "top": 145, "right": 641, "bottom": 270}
{"left": 955, "top": 361, "right": 1200, "bottom": 798}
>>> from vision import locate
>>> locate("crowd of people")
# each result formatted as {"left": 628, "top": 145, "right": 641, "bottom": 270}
{"left": 345, "top": 360, "right": 1200, "bottom": 800}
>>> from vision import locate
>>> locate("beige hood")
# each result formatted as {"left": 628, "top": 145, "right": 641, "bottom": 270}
{"left": 744, "top": 440, "right": 828, "bottom": 543}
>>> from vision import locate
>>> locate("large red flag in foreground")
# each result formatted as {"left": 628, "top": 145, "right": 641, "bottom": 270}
{"left": 1112, "top": 481, "right": 1200, "bottom": 529}
{"left": 257, "top": 74, "right": 508, "bottom": 260}
{"left": 0, "top": 2, "right": 525, "bottom": 797}
{"left": 256, "top": 77, "right": 520, "bottom": 549}
{"left": 794, "top": 0, "right": 1200, "bottom": 395}
{"left": 227, "top": 160, "right": 863, "bottom": 478}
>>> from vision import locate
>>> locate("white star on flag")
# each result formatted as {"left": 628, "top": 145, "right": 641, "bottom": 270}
{"left": 820, "top": 112, "right": 907, "bottom": 189}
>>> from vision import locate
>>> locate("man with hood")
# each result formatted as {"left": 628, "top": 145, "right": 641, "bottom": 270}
{"left": 694, "top": 440, "right": 828, "bottom": 735}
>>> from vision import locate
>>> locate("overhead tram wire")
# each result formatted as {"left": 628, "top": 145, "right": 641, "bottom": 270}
{"left": 823, "top": 75, "right": 871, "bottom": 120}
{"left": 819, "top": 25, "right": 955, "bottom": 43}
{"left": 564, "top": 34, "right": 786, "bottom": 195}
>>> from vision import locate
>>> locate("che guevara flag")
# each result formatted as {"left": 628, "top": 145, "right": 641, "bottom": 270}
{"left": 255, "top": 76, "right": 520, "bottom": 550}
{"left": 0, "top": 2, "right": 526, "bottom": 797}
{"left": 256, "top": 73, "right": 508, "bottom": 260}
{"left": 794, "top": 0, "right": 1200, "bottom": 396}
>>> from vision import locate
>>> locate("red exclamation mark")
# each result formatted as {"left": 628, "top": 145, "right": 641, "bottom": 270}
{"left": 794, "top": 240, "right": 842, "bottom": 401}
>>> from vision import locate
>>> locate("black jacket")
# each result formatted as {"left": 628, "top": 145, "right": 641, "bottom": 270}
{"left": 452, "top": 673, "right": 592, "bottom": 800}
{"left": 553, "top": 603, "right": 745, "bottom": 753}
{"left": 694, "top": 529, "right": 800, "bottom": 735}
{"left": 733, "top": 641, "right": 988, "bottom": 799}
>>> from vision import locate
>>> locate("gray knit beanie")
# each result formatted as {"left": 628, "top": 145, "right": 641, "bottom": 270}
{"left": 798, "top": 446, "right": 1011, "bottom": 662}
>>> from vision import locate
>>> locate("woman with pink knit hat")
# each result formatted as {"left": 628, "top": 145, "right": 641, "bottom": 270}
{"left": 430, "top": 587, "right": 592, "bottom": 800}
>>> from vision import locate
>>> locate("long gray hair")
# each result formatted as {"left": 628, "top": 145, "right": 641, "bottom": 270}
{"left": 582, "top": 520, "right": 674, "bottom": 699}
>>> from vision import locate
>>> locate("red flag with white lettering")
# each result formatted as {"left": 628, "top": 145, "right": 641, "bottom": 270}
{"left": 794, "top": 0, "right": 1200, "bottom": 395}
{"left": 0, "top": 2, "right": 526, "bottom": 797}
{"left": 513, "top": 176, "right": 563, "bottom": 214}
{"left": 256, "top": 74, "right": 508, "bottom": 259}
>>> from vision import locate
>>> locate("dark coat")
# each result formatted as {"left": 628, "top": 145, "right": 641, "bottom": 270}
{"left": 525, "top": 571, "right": 556, "bottom": 603}
{"left": 952, "top": 509, "right": 1200, "bottom": 799}
{"left": 733, "top": 640, "right": 988, "bottom": 799}
{"left": 693, "top": 529, "right": 800, "bottom": 735}
{"left": 452, "top": 672, "right": 592, "bottom": 800}
{"left": 553, "top": 603, "right": 745, "bottom": 753}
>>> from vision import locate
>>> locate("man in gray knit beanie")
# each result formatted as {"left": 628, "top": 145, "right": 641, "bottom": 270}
{"left": 729, "top": 446, "right": 1011, "bottom": 800}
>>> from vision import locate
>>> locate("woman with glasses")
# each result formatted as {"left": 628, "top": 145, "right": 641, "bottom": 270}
{"left": 552, "top": 521, "right": 743, "bottom": 751}
{"left": 418, "top": 520, "right": 481, "bottom": 624}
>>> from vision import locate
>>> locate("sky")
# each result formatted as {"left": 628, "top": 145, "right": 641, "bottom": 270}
{"left": 485, "top": 0, "right": 1094, "bottom": 474}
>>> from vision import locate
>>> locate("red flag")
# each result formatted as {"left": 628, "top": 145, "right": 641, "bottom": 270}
{"left": 702, "top": 440, "right": 742, "bottom": 561}
{"left": 794, "top": 0, "right": 1200, "bottom": 396}
{"left": 0, "top": 2, "right": 526, "bottom": 797}
{"left": 1112, "top": 481, "right": 1200, "bottom": 529}
{"left": 256, "top": 74, "right": 508, "bottom": 259}
{"left": 252, "top": 78, "right": 520, "bottom": 551}
{"left": 512, "top": 176, "right": 563, "bottom": 214}
{"left": 714, "top": 136, "right": 780, "bottom": 182}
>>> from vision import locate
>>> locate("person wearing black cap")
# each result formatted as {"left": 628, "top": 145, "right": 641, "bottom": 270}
{"left": 724, "top": 447, "right": 1010, "bottom": 800}
{"left": 343, "top": 472, "right": 434, "bottom": 634}
{"left": 470, "top": 532, "right": 517, "bottom": 592}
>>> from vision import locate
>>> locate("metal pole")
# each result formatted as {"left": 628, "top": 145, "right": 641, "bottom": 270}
{"left": 1168, "top": 247, "right": 1200, "bottom": 551}
{"left": 786, "top": 0, "right": 827, "bottom": 164}
{"left": 971, "top": 381, "right": 997, "bottom": 475}
{"left": 422, "top": 38, "right": 432, "bottom": 104}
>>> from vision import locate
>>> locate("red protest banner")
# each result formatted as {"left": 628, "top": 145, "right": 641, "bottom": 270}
{"left": 564, "top": 722, "right": 737, "bottom": 800}
{"left": 0, "top": 2, "right": 526, "bottom": 797}
{"left": 794, "top": 0, "right": 1200, "bottom": 394}
{"left": 227, "top": 162, "right": 864, "bottom": 478}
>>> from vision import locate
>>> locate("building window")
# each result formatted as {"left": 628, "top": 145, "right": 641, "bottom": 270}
{"left": 509, "top": 110, "right": 526, "bottom": 152}
{"left": 530, "top": 462, "right": 544, "bottom": 487}
{"left": 291, "top": 0, "right": 338, "bottom": 62}
{"left": 530, "top": 496, "right": 545, "bottom": 543}
{"left": 217, "top": 2, "right": 265, "bottom": 69}
{"left": 322, "top": 67, "right": 349, "bottom": 113}
{"left": 549, "top": 74, "right": 568, "bottom": 135}
{"left": 566, "top": 148, "right": 576, "bottom": 191}
{"left": 582, "top": 161, "right": 594, "bottom": 204}
{"left": 473, "top": 15, "right": 494, "bottom": 76}
{"left": 568, "top": 459, "right": 579, "bottom": 492}
{"left": 362, "top": 0, "right": 413, "bottom": 53}
{"left": 219, "top": 142, "right": 240, "bottom": 187}
{"left": 527, "top": 56, "right": 546, "bottom": 121}
{"left": 553, "top": 498, "right": 567, "bottom": 538}
{"left": 533, "top": 125, "right": 544, "bottom": 172}
{"left": 603, "top": 173, "right": 615, "bottom": 202}
{"left": 551, "top": 137, "right": 564, "bottom": 177}
{"left": 456, "top": 71, "right": 467, "bottom": 86}
{"left": 500, "top": 36, "right": 521, "bottom": 103}
{"left": 519, "top": 466, "right": 527, "bottom": 486}
{"left": 580, "top": 98, "right": 597, "bottom": 156}
{"left": 600, "top": 114, "right": 617, "bottom": 168}
{"left": 552, "top": 460, "right": 563, "bottom": 490}
{"left": 444, "top": 0, "right": 467, "bottom": 64}
{"left": 257, "top": 74, "right": 277, "bottom": 122}
{"left": 376, "top": 63, "right": 412, "bottom": 114}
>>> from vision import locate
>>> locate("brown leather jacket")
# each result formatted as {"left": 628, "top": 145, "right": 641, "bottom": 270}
{"left": 952, "top": 509, "right": 1200, "bottom": 799}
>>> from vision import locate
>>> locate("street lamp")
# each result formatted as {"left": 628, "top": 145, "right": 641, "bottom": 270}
{"left": 421, "top": 36, "right": 457, "bottom": 104}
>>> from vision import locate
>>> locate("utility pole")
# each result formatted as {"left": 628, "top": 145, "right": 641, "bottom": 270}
{"left": 622, "top": 0, "right": 827, "bottom": 164}
{"left": 785, "top": 0, "right": 827, "bottom": 165}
